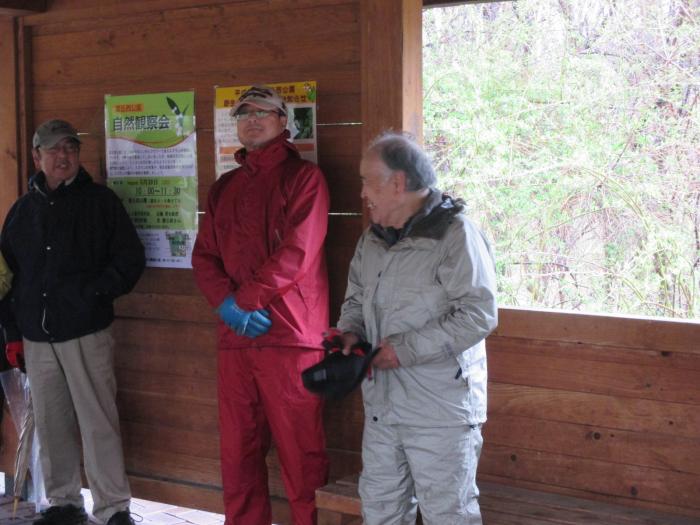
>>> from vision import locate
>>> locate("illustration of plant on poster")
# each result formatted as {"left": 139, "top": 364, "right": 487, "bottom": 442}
{"left": 214, "top": 81, "right": 317, "bottom": 177}
{"left": 105, "top": 91, "right": 198, "bottom": 268}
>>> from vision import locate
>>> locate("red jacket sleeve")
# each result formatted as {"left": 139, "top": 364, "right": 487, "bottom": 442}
{"left": 235, "top": 164, "right": 329, "bottom": 310}
{"left": 191, "top": 178, "right": 236, "bottom": 309}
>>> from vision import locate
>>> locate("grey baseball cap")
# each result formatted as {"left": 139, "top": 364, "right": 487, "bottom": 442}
{"left": 32, "top": 119, "right": 81, "bottom": 149}
{"left": 230, "top": 84, "right": 288, "bottom": 117}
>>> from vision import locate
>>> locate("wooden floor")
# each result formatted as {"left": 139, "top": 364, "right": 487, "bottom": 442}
{"left": 317, "top": 477, "right": 700, "bottom": 525}
{"left": 0, "top": 494, "right": 228, "bottom": 525}
{"left": 0, "top": 496, "right": 35, "bottom": 525}
{"left": 479, "top": 482, "right": 700, "bottom": 524}
{"left": 3, "top": 484, "right": 698, "bottom": 525}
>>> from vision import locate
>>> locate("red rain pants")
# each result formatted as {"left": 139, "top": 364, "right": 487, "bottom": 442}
{"left": 218, "top": 346, "right": 329, "bottom": 525}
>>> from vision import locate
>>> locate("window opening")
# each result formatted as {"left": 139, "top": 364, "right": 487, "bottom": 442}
{"left": 423, "top": 0, "right": 699, "bottom": 318}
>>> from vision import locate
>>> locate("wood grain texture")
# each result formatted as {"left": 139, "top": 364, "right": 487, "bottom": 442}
{"left": 0, "top": 17, "right": 20, "bottom": 223}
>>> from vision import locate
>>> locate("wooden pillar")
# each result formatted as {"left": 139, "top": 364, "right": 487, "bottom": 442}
{"left": 360, "top": 0, "right": 423, "bottom": 148}
{"left": 0, "top": 16, "right": 20, "bottom": 222}
{"left": 16, "top": 19, "right": 32, "bottom": 195}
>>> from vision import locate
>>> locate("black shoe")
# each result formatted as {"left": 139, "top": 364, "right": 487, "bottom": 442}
{"left": 33, "top": 505, "right": 88, "bottom": 525}
{"left": 106, "top": 510, "right": 135, "bottom": 525}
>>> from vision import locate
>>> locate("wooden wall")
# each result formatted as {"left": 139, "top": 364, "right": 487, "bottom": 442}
{"left": 0, "top": 0, "right": 422, "bottom": 516}
{"left": 0, "top": 0, "right": 369, "bottom": 513}
{"left": 320, "top": 308, "right": 700, "bottom": 519}
{"left": 483, "top": 308, "right": 700, "bottom": 518}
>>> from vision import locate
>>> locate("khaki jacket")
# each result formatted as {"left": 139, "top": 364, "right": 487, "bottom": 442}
{"left": 338, "top": 195, "right": 497, "bottom": 426}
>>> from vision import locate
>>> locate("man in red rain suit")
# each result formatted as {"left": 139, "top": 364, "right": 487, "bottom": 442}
{"left": 192, "top": 85, "right": 329, "bottom": 525}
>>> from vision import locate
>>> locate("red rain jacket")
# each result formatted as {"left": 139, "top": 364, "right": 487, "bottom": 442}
{"left": 192, "top": 132, "right": 330, "bottom": 349}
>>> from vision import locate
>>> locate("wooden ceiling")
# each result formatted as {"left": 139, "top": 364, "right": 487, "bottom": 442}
{"left": 0, "top": 0, "right": 45, "bottom": 16}
{"left": 0, "top": 0, "right": 503, "bottom": 17}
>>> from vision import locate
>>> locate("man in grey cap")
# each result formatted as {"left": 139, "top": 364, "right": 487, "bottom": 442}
{"left": 192, "top": 85, "right": 330, "bottom": 525}
{"left": 1, "top": 119, "right": 145, "bottom": 525}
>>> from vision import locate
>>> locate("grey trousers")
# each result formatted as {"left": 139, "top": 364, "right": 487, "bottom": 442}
{"left": 24, "top": 328, "right": 131, "bottom": 523}
{"left": 360, "top": 420, "right": 484, "bottom": 525}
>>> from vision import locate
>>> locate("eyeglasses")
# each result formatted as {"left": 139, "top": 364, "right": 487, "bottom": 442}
{"left": 42, "top": 142, "right": 80, "bottom": 155}
{"left": 234, "top": 109, "right": 278, "bottom": 122}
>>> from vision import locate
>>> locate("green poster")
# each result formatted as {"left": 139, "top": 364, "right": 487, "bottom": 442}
{"left": 105, "top": 91, "right": 198, "bottom": 268}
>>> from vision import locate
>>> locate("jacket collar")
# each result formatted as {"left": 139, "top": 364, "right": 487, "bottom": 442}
{"left": 29, "top": 167, "right": 92, "bottom": 197}
{"left": 233, "top": 130, "right": 299, "bottom": 173}
{"left": 371, "top": 189, "right": 466, "bottom": 246}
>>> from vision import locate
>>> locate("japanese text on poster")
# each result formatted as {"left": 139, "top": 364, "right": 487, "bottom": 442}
{"left": 105, "top": 91, "right": 198, "bottom": 268}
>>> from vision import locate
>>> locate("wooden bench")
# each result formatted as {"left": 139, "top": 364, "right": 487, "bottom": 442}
{"left": 314, "top": 310, "right": 700, "bottom": 524}
{"left": 316, "top": 475, "right": 700, "bottom": 525}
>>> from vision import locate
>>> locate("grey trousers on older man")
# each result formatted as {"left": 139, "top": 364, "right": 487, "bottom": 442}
{"left": 24, "top": 328, "right": 131, "bottom": 523}
{"left": 359, "top": 420, "right": 484, "bottom": 525}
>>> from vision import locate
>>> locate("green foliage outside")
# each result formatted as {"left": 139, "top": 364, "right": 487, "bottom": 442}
{"left": 423, "top": 0, "right": 700, "bottom": 318}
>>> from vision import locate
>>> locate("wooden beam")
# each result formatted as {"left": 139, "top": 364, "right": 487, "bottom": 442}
{"left": 0, "top": 0, "right": 46, "bottom": 16}
{"left": 423, "top": 0, "right": 507, "bottom": 8}
{"left": 16, "top": 18, "right": 32, "bottom": 194}
{"left": 360, "top": 0, "right": 423, "bottom": 146}
{"left": 0, "top": 17, "right": 19, "bottom": 222}
{"left": 360, "top": 0, "right": 423, "bottom": 225}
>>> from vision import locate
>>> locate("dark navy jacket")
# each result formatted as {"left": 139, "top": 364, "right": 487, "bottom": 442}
{"left": 0, "top": 167, "right": 145, "bottom": 342}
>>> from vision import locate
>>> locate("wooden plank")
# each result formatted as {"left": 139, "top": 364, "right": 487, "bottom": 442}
{"left": 479, "top": 443, "right": 700, "bottom": 512}
{"left": 31, "top": 31, "right": 358, "bottom": 86}
{"left": 31, "top": 4, "right": 359, "bottom": 62}
{"left": 479, "top": 474, "right": 700, "bottom": 521}
{"left": 0, "top": 0, "right": 45, "bottom": 16}
{"left": 117, "top": 391, "right": 218, "bottom": 433}
{"left": 495, "top": 307, "right": 700, "bottom": 354}
{"left": 114, "top": 292, "right": 214, "bottom": 323}
{"left": 113, "top": 322, "right": 217, "bottom": 377}
{"left": 489, "top": 383, "right": 700, "bottom": 439}
{"left": 116, "top": 368, "right": 216, "bottom": 400}
{"left": 121, "top": 420, "right": 219, "bottom": 459}
{"left": 129, "top": 268, "right": 201, "bottom": 295}
{"left": 484, "top": 413, "right": 700, "bottom": 475}
{"left": 127, "top": 474, "right": 223, "bottom": 514}
{"left": 32, "top": 62, "right": 360, "bottom": 106}
{"left": 321, "top": 156, "right": 362, "bottom": 213}
{"left": 25, "top": 0, "right": 356, "bottom": 32}
{"left": 423, "top": 0, "right": 501, "bottom": 7}
{"left": 33, "top": 68, "right": 360, "bottom": 114}
{"left": 323, "top": 390, "right": 364, "bottom": 451}
{"left": 327, "top": 214, "right": 364, "bottom": 260}
{"left": 361, "top": 0, "right": 423, "bottom": 146}
{"left": 489, "top": 335, "right": 700, "bottom": 371}
{"left": 16, "top": 19, "right": 32, "bottom": 195}
{"left": 125, "top": 447, "right": 221, "bottom": 486}
{"left": 316, "top": 481, "right": 362, "bottom": 516}
{"left": 315, "top": 477, "right": 700, "bottom": 524}
{"left": 478, "top": 481, "right": 700, "bottom": 525}
{"left": 488, "top": 347, "right": 700, "bottom": 404}
{"left": 0, "top": 17, "right": 19, "bottom": 222}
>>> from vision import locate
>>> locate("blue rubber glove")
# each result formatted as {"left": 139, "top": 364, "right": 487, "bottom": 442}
{"left": 216, "top": 296, "right": 272, "bottom": 338}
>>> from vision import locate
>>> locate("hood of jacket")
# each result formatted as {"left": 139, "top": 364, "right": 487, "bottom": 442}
{"left": 371, "top": 189, "right": 466, "bottom": 246}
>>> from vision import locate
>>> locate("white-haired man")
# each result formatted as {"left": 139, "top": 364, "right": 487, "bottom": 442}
{"left": 335, "top": 132, "right": 498, "bottom": 525}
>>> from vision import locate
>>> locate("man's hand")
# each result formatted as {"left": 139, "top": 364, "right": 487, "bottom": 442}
{"left": 217, "top": 296, "right": 272, "bottom": 338}
{"left": 373, "top": 339, "right": 400, "bottom": 369}
{"left": 6, "top": 340, "right": 25, "bottom": 372}
{"left": 321, "top": 328, "right": 363, "bottom": 355}
{"left": 340, "top": 332, "right": 360, "bottom": 355}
